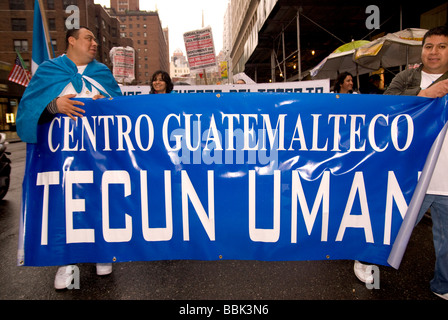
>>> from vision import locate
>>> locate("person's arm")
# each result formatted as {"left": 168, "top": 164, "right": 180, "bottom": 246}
{"left": 38, "top": 94, "right": 86, "bottom": 123}
{"left": 38, "top": 100, "right": 57, "bottom": 124}
{"left": 418, "top": 79, "right": 448, "bottom": 98}
{"left": 384, "top": 70, "right": 421, "bottom": 96}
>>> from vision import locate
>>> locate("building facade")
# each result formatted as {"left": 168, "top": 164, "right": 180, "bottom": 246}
{"left": 107, "top": 0, "right": 170, "bottom": 85}
{"left": 1, "top": 0, "right": 123, "bottom": 71}
{"left": 0, "top": 0, "right": 125, "bottom": 131}
{"left": 224, "top": 0, "right": 447, "bottom": 84}
{"left": 110, "top": 0, "right": 139, "bottom": 12}
{"left": 170, "top": 49, "right": 190, "bottom": 81}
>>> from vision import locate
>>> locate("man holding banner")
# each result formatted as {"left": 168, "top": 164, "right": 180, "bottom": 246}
{"left": 359, "top": 26, "right": 448, "bottom": 300}
{"left": 17, "top": 27, "right": 122, "bottom": 144}
{"left": 16, "top": 26, "right": 121, "bottom": 289}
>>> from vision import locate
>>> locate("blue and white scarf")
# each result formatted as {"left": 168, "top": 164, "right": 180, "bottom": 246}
{"left": 17, "top": 54, "right": 122, "bottom": 143}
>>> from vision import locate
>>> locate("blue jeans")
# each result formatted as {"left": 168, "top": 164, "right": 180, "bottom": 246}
{"left": 417, "top": 194, "right": 448, "bottom": 295}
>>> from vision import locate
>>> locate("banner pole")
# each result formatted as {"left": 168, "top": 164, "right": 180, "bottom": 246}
{"left": 37, "top": 0, "right": 53, "bottom": 59}
{"left": 387, "top": 122, "right": 448, "bottom": 269}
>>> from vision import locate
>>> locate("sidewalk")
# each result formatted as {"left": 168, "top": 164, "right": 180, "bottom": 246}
{"left": 1, "top": 131, "right": 21, "bottom": 143}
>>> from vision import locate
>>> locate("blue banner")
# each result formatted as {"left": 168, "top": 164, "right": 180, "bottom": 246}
{"left": 18, "top": 93, "right": 448, "bottom": 267}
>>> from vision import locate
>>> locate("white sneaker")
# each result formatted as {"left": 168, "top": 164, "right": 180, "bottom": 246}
{"left": 433, "top": 291, "right": 448, "bottom": 300}
{"left": 96, "top": 263, "right": 112, "bottom": 275}
{"left": 54, "top": 265, "right": 75, "bottom": 289}
{"left": 354, "top": 260, "right": 374, "bottom": 284}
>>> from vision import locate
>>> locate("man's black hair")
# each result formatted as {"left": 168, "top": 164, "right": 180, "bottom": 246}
{"left": 423, "top": 25, "right": 448, "bottom": 45}
{"left": 65, "top": 26, "right": 94, "bottom": 49}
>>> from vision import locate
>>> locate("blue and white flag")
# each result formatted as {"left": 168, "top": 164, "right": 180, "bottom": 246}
{"left": 31, "top": 0, "right": 52, "bottom": 74}
{"left": 17, "top": 93, "right": 448, "bottom": 267}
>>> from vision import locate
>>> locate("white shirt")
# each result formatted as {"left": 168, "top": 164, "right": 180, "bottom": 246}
{"left": 421, "top": 71, "right": 443, "bottom": 90}
{"left": 421, "top": 72, "right": 448, "bottom": 195}
{"left": 58, "top": 65, "right": 101, "bottom": 98}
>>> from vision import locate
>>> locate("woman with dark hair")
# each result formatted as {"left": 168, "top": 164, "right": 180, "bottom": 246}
{"left": 333, "top": 72, "right": 355, "bottom": 93}
{"left": 150, "top": 70, "right": 174, "bottom": 94}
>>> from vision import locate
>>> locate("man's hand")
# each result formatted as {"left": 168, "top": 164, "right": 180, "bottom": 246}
{"left": 56, "top": 94, "right": 85, "bottom": 121}
{"left": 92, "top": 94, "right": 105, "bottom": 100}
{"left": 418, "top": 79, "right": 448, "bottom": 98}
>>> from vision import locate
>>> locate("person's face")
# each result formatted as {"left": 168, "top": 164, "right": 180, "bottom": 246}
{"left": 152, "top": 74, "right": 167, "bottom": 93}
{"left": 341, "top": 75, "right": 353, "bottom": 92}
{"left": 422, "top": 35, "right": 448, "bottom": 74}
{"left": 68, "top": 28, "right": 98, "bottom": 65}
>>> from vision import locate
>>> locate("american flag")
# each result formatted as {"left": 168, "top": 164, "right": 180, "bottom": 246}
{"left": 8, "top": 55, "right": 31, "bottom": 87}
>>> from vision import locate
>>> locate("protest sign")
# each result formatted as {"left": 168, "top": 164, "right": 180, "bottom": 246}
{"left": 110, "top": 46, "right": 135, "bottom": 84}
{"left": 183, "top": 27, "right": 217, "bottom": 71}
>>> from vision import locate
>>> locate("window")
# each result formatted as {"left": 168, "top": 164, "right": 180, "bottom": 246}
{"left": 47, "top": 0, "right": 55, "bottom": 10}
{"left": 9, "top": 0, "right": 25, "bottom": 10}
{"left": 11, "top": 19, "right": 26, "bottom": 31}
{"left": 14, "top": 40, "right": 28, "bottom": 52}
{"left": 49, "top": 18, "right": 56, "bottom": 31}
{"left": 63, "top": 0, "right": 78, "bottom": 7}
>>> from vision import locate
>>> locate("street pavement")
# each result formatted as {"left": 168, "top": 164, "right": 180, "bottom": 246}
{"left": 0, "top": 140, "right": 445, "bottom": 312}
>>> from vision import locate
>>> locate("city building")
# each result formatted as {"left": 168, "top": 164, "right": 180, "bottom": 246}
{"left": 170, "top": 48, "right": 192, "bottom": 84}
{"left": 110, "top": 0, "right": 139, "bottom": 12}
{"left": 0, "top": 0, "right": 125, "bottom": 131}
{"left": 224, "top": 0, "right": 448, "bottom": 84}
{"left": 106, "top": 0, "right": 170, "bottom": 85}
